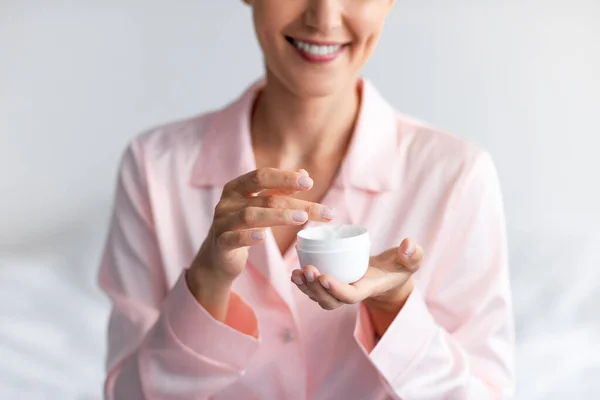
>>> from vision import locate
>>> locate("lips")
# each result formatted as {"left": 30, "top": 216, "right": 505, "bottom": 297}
{"left": 285, "top": 36, "right": 349, "bottom": 64}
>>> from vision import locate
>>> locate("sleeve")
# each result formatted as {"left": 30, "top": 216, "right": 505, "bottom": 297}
{"left": 355, "top": 152, "right": 515, "bottom": 399}
{"left": 98, "top": 140, "right": 260, "bottom": 399}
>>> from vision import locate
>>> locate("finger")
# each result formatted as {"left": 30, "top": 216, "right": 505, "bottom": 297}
{"left": 258, "top": 169, "right": 310, "bottom": 197}
{"left": 217, "top": 229, "right": 266, "bottom": 251}
{"left": 247, "top": 195, "right": 335, "bottom": 222}
{"left": 291, "top": 269, "right": 306, "bottom": 286}
{"left": 225, "top": 168, "right": 313, "bottom": 197}
{"left": 219, "top": 207, "right": 309, "bottom": 232}
{"left": 396, "top": 238, "right": 424, "bottom": 273}
{"left": 303, "top": 266, "right": 343, "bottom": 310}
{"left": 290, "top": 270, "right": 317, "bottom": 301}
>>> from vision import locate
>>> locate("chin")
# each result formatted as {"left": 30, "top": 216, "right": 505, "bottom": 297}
{"left": 283, "top": 72, "right": 356, "bottom": 99}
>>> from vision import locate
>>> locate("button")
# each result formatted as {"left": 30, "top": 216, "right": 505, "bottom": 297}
{"left": 281, "top": 328, "right": 296, "bottom": 343}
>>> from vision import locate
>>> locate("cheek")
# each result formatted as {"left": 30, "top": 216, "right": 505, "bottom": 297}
{"left": 253, "top": 12, "right": 276, "bottom": 45}
{"left": 349, "top": 13, "right": 387, "bottom": 58}
{"left": 347, "top": 2, "right": 389, "bottom": 41}
{"left": 252, "top": 4, "right": 293, "bottom": 56}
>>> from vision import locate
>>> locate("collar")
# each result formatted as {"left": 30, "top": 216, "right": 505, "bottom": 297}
{"left": 190, "top": 78, "right": 400, "bottom": 192}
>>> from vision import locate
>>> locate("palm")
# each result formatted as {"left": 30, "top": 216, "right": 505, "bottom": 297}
{"left": 348, "top": 256, "right": 410, "bottom": 301}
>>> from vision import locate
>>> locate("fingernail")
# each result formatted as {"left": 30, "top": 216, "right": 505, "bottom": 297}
{"left": 298, "top": 169, "right": 309, "bottom": 176}
{"left": 251, "top": 231, "right": 265, "bottom": 241}
{"left": 304, "top": 270, "right": 315, "bottom": 282}
{"left": 404, "top": 240, "right": 416, "bottom": 256}
{"left": 320, "top": 279, "right": 331, "bottom": 290}
{"left": 320, "top": 206, "right": 336, "bottom": 220}
{"left": 293, "top": 275, "right": 304, "bottom": 285}
{"left": 292, "top": 210, "right": 308, "bottom": 223}
{"left": 297, "top": 176, "right": 313, "bottom": 189}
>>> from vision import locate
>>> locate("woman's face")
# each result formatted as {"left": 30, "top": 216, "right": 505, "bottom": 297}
{"left": 245, "top": 0, "right": 394, "bottom": 98}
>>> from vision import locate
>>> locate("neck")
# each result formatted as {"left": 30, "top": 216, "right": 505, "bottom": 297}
{"left": 251, "top": 73, "right": 361, "bottom": 169}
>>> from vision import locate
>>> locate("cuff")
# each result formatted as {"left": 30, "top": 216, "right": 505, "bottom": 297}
{"left": 163, "top": 271, "right": 260, "bottom": 370}
{"left": 368, "top": 287, "right": 438, "bottom": 383}
{"left": 354, "top": 302, "right": 377, "bottom": 353}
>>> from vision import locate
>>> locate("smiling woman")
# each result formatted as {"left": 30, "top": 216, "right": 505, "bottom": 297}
{"left": 248, "top": 0, "right": 389, "bottom": 96}
{"left": 98, "top": 1, "right": 515, "bottom": 399}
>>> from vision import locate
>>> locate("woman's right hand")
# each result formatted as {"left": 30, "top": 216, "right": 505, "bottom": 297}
{"left": 186, "top": 168, "right": 334, "bottom": 313}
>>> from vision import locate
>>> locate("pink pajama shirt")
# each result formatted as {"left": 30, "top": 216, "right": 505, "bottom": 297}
{"left": 98, "top": 79, "right": 515, "bottom": 399}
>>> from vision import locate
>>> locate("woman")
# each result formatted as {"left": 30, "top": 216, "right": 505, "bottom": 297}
{"left": 99, "top": 1, "right": 515, "bottom": 399}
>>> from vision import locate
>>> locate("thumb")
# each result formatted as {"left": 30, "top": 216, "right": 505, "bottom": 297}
{"left": 396, "top": 238, "right": 416, "bottom": 262}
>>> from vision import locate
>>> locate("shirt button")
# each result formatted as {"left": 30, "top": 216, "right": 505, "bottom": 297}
{"left": 281, "top": 328, "right": 296, "bottom": 343}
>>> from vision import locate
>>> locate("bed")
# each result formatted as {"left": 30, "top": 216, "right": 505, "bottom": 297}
{"left": 1, "top": 219, "right": 598, "bottom": 399}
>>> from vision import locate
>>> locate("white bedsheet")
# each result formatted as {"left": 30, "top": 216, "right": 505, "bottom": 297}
{"left": 1, "top": 223, "right": 599, "bottom": 399}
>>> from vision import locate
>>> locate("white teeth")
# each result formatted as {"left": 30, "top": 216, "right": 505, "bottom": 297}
{"left": 293, "top": 39, "right": 342, "bottom": 56}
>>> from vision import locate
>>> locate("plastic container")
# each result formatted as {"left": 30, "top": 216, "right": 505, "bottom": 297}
{"left": 296, "top": 225, "right": 370, "bottom": 284}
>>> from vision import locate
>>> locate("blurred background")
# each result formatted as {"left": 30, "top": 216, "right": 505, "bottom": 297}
{"left": 1, "top": 1, "right": 599, "bottom": 398}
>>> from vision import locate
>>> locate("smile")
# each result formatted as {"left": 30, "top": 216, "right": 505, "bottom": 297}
{"left": 285, "top": 36, "right": 348, "bottom": 63}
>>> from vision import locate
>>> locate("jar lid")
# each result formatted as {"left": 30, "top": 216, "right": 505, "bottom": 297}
{"left": 297, "top": 224, "right": 370, "bottom": 252}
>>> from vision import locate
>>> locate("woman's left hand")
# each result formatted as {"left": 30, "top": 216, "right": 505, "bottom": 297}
{"left": 291, "top": 238, "right": 424, "bottom": 311}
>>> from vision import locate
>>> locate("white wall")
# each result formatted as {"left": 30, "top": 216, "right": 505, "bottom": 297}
{"left": 1, "top": 1, "right": 265, "bottom": 249}
{"left": 374, "top": 0, "right": 600, "bottom": 235}
{"left": 2, "top": 1, "right": 599, "bottom": 249}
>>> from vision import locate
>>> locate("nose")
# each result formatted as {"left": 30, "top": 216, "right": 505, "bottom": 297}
{"left": 304, "top": 0, "right": 342, "bottom": 33}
